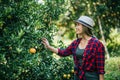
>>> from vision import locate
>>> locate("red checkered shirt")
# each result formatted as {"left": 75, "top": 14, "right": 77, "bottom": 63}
{"left": 58, "top": 37, "right": 105, "bottom": 80}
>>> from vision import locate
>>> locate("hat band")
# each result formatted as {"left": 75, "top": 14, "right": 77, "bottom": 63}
{"left": 78, "top": 20, "right": 92, "bottom": 28}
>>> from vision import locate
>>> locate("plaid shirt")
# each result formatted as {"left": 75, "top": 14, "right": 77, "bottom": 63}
{"left": 58, "top": 37, "right": 105, "bottom": 80}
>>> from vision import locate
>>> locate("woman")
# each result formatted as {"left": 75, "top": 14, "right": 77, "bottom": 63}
{"left": 42, "top": 16, "right": 105, "bottom": 80}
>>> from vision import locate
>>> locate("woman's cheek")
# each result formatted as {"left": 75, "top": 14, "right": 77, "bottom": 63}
{"left": 77, "top": 29, "right": 82, "bottom": 34}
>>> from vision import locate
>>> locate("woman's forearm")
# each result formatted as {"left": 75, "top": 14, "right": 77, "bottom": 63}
{"left": 99, "top": 74, "right": 104, "bottom": 80}
{"left": 47, "top": 45, "right": 58, "bottom": 54}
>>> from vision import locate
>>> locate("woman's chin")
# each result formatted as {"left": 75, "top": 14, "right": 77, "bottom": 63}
{"left": 76, "top": 32, "right": 79, "bottom": 34}
{"left": 76, "top": 32, "right": 82, "bottom": 35}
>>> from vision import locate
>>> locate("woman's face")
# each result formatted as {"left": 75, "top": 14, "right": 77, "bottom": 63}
{"left": 75, "top": 23, "right": 83, "bottom": 35}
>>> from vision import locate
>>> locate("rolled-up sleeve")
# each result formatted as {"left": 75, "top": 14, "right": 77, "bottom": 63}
{"left": 96, "top": 41, "right": 105, "bottom": 74}
{"left": 58, "top": 40, "right": 76, "bottom": 57}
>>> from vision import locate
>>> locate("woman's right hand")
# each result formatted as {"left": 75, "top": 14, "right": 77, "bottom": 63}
{"left": 42, "top": 38, "right": 50, "bottom": 49}
{"left": 41, "top": 38, "right": 58, "bottom": 53}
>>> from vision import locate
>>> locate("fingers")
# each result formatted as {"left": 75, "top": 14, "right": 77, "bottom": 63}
{"left": 41, "top": 38, "right": 50, "bottom": 48}
{"left": 41, "top": 39, "right": 46, "bottom": 47}
{"left": 42, "top": 38, "right": 46, "bottom": 40}
{"left": 37, "top": 38, "right": 46, "bottom": 44}
{"left": 41, "top": 38, "right": 48, "bottom": 45}
{"left": 42, "top": 38, "right": 47, "bottom": 42}
{"left": 42, "top": 38, "right": 47, "bottom": 43}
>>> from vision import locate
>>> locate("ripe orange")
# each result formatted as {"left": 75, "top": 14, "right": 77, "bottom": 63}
{"left": 29, "top": 48, "right": 36, "bottom": 54}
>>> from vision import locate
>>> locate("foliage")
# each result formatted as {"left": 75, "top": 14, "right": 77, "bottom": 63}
{"left": 107, "top": 28, "right": 120, "bottom": 56}
{"left": 105, "top": 57, "right": 120, "bottom": 80}
{"left": 0, "top": 0, "right": 74, "bottom": 80}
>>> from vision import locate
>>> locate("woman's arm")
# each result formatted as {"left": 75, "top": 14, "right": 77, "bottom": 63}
{"left": 42, "top": 38, "right": 58, "bottom": 53}
{"left": 99, "top": 74, "right": 104, "bottom": 80}
{"left": 95, "top": 41, "right": 105, "bottom": 80}
{"left": 42, "top": 38, "right": 74, "bottom": 56}
{"left": 47, "top": 45, "right": 58, "bottom": 53}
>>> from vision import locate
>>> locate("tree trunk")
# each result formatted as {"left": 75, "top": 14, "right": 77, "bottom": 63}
{"left": 97, "top": 16, "right": 110, "bottom": 59}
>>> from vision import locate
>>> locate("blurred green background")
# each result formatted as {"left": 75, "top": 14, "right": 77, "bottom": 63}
{"left": 0, "top": 0, "right": 120, "bottom": 80}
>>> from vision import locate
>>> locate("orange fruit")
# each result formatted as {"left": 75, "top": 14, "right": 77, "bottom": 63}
{"left": 63, "top": 74, "right": 67, "bottom": 78}
{"left": 71, "top": 69, "right": 74, "bottom": 73}
{"left": 29, "top": 48, "right": 36, "bottom": 54}
{"left": 67, "top": 74, "right": 71, "bottom": 78}
{"left": 9, "top": 46, "right": 12, "bottom": 50}
{"left": 7, "top": 15, "right": 12, "bottom": 19}
{"left": 0, "top": 21, "right": 4, "bottom": 27}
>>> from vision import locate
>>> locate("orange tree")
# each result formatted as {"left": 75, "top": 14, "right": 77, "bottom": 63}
{"left": 0, "top": 0, "right": 74, "bottom": 80}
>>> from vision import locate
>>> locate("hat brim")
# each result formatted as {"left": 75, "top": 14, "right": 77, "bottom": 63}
{"left": 74, "top": 20, "right": 93, "bottom": 30}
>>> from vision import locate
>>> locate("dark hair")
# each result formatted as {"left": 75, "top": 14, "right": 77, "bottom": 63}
{"left": 83, "top": 26, "right": 93, "bottom": 36}
{"left": 76, "top": 25, "right": 93, "bottom": 38}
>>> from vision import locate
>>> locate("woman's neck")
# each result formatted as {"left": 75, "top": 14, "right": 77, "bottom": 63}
{"left": 81, "top": 34, "right": 91, "bottom": 41}
{"left": 78, "top": 34, "right": 91, "bottom": 49}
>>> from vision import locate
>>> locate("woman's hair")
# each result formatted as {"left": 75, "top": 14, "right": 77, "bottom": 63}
{"left": 76, "top": 25, "right": 93, "bottom": 38}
